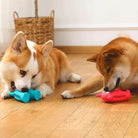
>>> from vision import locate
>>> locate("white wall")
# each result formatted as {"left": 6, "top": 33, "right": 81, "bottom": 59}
{"left": 39, "top": 0, "right": 138, "bottom": 46}
{"left": 1, "top": 0, "right": 138, "bottom": 50}
{"left": 0, "top": 0, "right": 34, "bottom": 53}
{"left": 38, "top": 0, "right": 138, "bottom": 46}
{"left": 39, "top": 0, "right": 138, "bottom": 26}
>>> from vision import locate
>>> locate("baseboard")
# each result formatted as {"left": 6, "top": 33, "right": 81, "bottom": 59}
{"left": 55, "top": 27, "right": 138, "bottom": 46}
{"left": 55, "top": 46, "right": 102, "bottom": 54}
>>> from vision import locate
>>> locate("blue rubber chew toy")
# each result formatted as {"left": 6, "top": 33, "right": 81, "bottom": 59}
{"left": 9, "top": 89, "right": 41, "bottom": 103}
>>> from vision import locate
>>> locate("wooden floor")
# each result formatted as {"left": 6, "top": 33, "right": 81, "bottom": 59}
{"left": 0, "top": 54, "right": 138, "bottom": 138}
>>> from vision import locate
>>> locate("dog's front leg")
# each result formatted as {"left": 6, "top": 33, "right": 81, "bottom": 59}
{"left": 61, "top": 75, "right": 104, "bottom": 99}
{"left": 36, "top": 83, "right": 53, "bottom": 98}
{"left": 1, "top": 82, "right": 12, "bottom": 99}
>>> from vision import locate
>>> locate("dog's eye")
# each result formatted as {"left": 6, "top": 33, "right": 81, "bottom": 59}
{"left": 32, "top": 74, "right": 37, "bottom": 79}
{"left": 20, "top": 70, "right": 26, "bottom": 76}
{"left": 107, "top": 68, "right": 111, "bottom": 73}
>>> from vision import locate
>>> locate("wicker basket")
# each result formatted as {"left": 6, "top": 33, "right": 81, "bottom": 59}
{"left": 13, "top": 0, "right": 54, "bottom": 45}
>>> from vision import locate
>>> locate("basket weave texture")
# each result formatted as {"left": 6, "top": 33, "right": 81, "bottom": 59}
{"left": 13, "top": 0, "right": 54, "bottom": 45}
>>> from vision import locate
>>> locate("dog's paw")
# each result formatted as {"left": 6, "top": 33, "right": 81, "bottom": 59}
{"left": 36, "top": 84, "right": 53, "bottom": 98}
{"left": 1, "top": 91, "right": 11, "bottom": 99}
{"left": 61, "top": 90, "right": 74, "bottom": 99}
{"left": 68, "top": 73, "right": 81, "bottom": 83}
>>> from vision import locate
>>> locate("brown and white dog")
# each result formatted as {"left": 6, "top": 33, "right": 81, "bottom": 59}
{"left": 61, "top": 36, "right": 138, "bottom": 98}
{"left": 0, "top": 31, "right": 81, "bottom": 99}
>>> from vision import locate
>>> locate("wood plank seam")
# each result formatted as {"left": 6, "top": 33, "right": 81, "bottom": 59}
{"left": 123, "top": 110, "right": 138, "bottom": 137}
{"left": 84, "top": 105, "right": 111, "bottom": 138}
{"left": 47, "top": 98, "right": 89, "bottom": 137}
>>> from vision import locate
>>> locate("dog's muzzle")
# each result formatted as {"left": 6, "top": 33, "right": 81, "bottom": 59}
{"left": 104, "top": 77, "right": 121, "bottom": 91}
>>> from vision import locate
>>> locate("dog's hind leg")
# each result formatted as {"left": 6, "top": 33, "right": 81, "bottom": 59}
{"left": 60, "top": 69, "right": 81, "bottom": 83}
{"left": 58, "top": 51, "right": 81, "bottom": 83}
{"left": 61, "top": 75, "right": 104, "bottom": 99}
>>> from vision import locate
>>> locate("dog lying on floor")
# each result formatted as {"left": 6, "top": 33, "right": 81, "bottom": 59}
{"left": 61, "top": 36, "right": 138, "bottom": 99}
{"left": 0, "top": 31, "right": 81, "bottom": 99}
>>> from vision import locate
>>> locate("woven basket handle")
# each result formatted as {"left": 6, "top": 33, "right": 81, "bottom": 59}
{"left": 35, "top": 0, "right": 54, "bottom": 18}
{"left": 13, "top": 11, "right": 20, "bottom": 19}
{"left": 50, "top": 10, "right": 55, "bottom": 18}
{"left": 35, "top": 0, "right": 38, "bottom": 18}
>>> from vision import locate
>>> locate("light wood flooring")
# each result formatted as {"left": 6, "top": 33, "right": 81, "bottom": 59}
{"left": 0, "top": 54, "right": 138, "bottom": 138}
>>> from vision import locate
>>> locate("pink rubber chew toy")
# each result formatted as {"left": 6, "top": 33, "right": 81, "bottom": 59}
{"left": 96, "top": 88, "right": 131, "bottom": 102}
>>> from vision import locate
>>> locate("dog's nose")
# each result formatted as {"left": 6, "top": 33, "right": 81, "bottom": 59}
{"left": 104, "top": 86, "right": 109, "bottom": 91}
{"left": 21, "top": 87, "right": 29, "bottom": 92}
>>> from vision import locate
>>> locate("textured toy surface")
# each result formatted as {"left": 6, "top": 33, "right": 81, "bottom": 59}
{"left": 96, "top": 88, "right": 131, "bottom": 102}
{"left": 9, "top": 89, "right": 41, "bottom": 103}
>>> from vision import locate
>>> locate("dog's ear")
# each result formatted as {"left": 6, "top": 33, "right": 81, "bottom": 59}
{"left": 11, "top": 31, "right": 27, "bottom": 55}
{"left": 41, "top": 40, "right": 53, "bottom": 58}
{"left": 103, "top": 48, "right": 123, "bottom": 59}
{"left": 87, "top": 54, "right": 98, "bottom": 62}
